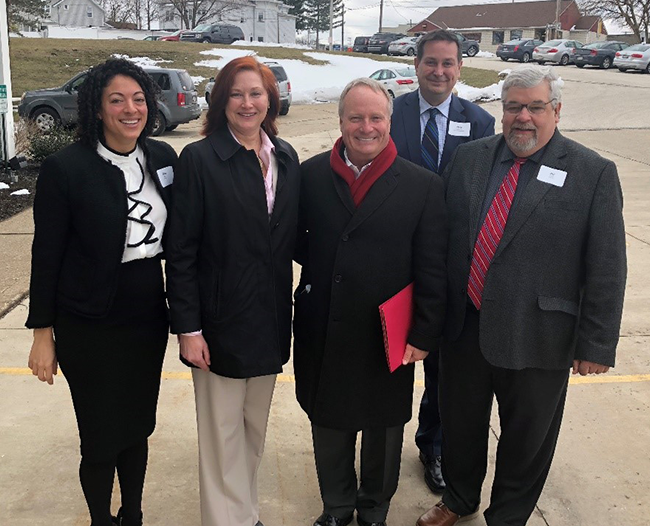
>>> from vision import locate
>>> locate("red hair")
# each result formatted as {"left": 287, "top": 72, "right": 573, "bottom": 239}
{"left": 202, "top": 56, "right": 280, "bottom": 137}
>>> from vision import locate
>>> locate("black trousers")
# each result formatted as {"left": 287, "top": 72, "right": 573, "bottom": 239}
{"left": 439, "top": 305, "right": 569, "bottom": 526}
{"left": 415, "top": 349, "right": 443, "bottom": 458}
{"left": 311, "top": 424, "right": 404, "bottom": 523}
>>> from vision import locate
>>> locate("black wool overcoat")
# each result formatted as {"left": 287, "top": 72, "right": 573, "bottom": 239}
{"left": 293, "top": 152, "right": 448, "bottom": 430}
{"left": 165, "top": 125, "right": 300, "bottom": 379}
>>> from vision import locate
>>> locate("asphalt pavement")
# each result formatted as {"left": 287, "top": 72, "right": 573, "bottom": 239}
{"left": 1, "top": 57, "right": 649, "bottom": 525}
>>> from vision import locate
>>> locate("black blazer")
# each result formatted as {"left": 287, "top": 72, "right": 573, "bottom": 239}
{"left": 293, "top": 153, "right": 447, "bottom": 430}
{"left": 391, "top": 91, "right": 495, "bottom": 174}
{"left": 165, "top": 125, "right": 300, "bottom": 379}
{"left": 26, "top": 139, "right": 177, "bottom": 328}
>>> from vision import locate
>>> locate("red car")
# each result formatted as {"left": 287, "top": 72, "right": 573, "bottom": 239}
{"left": 160, "top": 30, "right": 188, "bottom": 42}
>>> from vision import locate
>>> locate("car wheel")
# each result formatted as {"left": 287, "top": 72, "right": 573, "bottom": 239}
{"left": 201, "top": 37, "right": 211, "bottom": 43}
{"left": 576, "top": 63, "right": 585, "bottom": 68}
{"left": 279, "top": 101, "right": 290, "bottom": 116}
{"left": 31, "top": 107, "right": 60, "bottom": 131}
{"left": 559, "top": 54, "right": 569, "bottom": 66}
{"left": 538, "top": 60, "right": 545, "bottom": 65}
{"left": 500, "top": 57, "right": 508, "bottom": 62}
{"left": 165, "top": 124, "right": 178, "bottom": 132}
{"left": 406, "top": 47, "right": 415, "bottom": 56}
{"left": 618, "top": 67, "right": 627, "bottom": 72}
{"left": 467, "top": 46, "right": 478, "bottom": 57}
{"left": 646, "top": 62, "right": 650, "bottom": 74}
{"left": 205, "top": 93, "right": 211, "bottom": 106}
{"left": 601, "top": 57, "right": 612, "bottom": 69}
{"left": 522, "top": 52, "right": 531, "bottom": 63}
{"left": 152, "top": 111, "right": 166, "bottom": 136}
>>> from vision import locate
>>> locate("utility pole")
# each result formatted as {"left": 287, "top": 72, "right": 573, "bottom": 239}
{"left": 328, "top": 0, "right": 334, "bottom": 50}
{"left": 555, "top": 0, "right": 561, "bottom": 39}
{"left": 0, "top": 0, "right": 16, "bottom": 166}
{"left": 378, "top": 0, "right": 383, "bottom": 32}
{"left": 341, "top": 4, "right": 345, "bottom": 51}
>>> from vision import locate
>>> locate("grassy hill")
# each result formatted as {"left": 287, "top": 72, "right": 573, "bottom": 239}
{"left": 9, "top": 38, "right": 499, "bottom": 97}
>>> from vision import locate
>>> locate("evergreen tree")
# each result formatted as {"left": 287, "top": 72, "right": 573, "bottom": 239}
{"left": 7, "top": 0, "right": 48, "bottom": 32}
{"left": 285, "top": 0, "right": 309, "bottom": 31}
{"left": 305, "top": 0, "right": 342, "bottom": 47}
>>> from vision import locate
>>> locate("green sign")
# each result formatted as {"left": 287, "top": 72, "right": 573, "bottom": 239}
{"left": 0, "top": 84, "right": 7, "bottom": 114}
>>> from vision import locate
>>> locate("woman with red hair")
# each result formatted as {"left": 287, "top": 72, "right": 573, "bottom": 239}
{"left": 165, "top": 56, "right": 300, "bottom": 526}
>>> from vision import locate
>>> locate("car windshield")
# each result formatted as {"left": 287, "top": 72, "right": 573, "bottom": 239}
{"left": 626, "top": 44, "right": 650, "bottom": 51}
{"left": 354, "top": 37, "right": 367, "bottom": 44}
{"left": 544, "top": 40, "right": 564, "bottom": 46}
{"left": 395, "top": 68, "right": 416, "bottom": 77}
{"left": 177, "top": 71, "right": 195, "bottom": 90}
{"left": 192, "top": 24, "right": 210, "bottom": 31}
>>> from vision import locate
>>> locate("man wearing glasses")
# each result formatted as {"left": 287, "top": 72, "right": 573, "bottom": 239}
{"left": 417, "top": 65, "right": 627, "bottom": 526}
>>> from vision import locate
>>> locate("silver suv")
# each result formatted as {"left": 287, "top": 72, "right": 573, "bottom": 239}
{"left": 205, "top": 61, "right": 292, "bottom": 115}
{"left": 18, "top": 67, "right": 201, "bottom": 136}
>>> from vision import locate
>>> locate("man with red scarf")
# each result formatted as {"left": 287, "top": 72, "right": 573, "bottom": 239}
{"left": 293, "top": 78, "right": 448, "bottom": 526}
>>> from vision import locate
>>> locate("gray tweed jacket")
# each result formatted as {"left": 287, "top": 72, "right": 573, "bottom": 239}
{"left": 444, "top": 130, "right": 627, "bottom": 370}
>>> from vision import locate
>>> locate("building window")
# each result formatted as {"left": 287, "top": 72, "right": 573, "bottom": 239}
{"left": 64, "top": 4, "right": 69, "bottom": 9}
{"left": 165, "top": 10, "right": 174, "bottom": 21}
{"left": 510, "top": 29, "right": 522, "bottom": 40}
{"left": 462, "top": 32, "right": 482, "bottom": 43}
{"left": 535, "top": 28, "right": 546, "bottom": 40}
{"left": 258, "top": 12, "right": 264, "bottom": 22}
{"left": 492, "top": 31, "right": 504, "bottom": 45}
{"left": 258, "top": 36, "right": 264, "bottom": 41}
{"left": 87, "top": 6, "right": 93, "bottom": 17}
{"left": 240, "top": 16, "right": 245, "bottom": 23}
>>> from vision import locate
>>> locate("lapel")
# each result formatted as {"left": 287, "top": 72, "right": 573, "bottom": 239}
{"left": 343, "top": 162, "right": 400, "bottom": 235}
{"left": 269, "top": 136, "right": 291, "bottom": 224}
{"left": 468, "top": 135, "right": 503, "bottom": 253}
{"left": 404, "top": 91, "right": 423, "bottom": 166}
{"left": 440, "top": 95, "right": 466, "bottom": 173}
{"left": 494, "top": 130, "right": 568, "bottom": 258}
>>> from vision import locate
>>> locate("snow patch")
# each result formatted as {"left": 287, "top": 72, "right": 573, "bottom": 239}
{"left": 475, "top": 51, "right": 495, "bottom": 58}
{"left": 0, "top": 182, "right": 9, "bottom": 190}
{"left": 10, "top": 189, "right": 30, "bottom": 196}
{"left": 456, "top": 80, "right": 503, "bottom": 102}
{"left": 112, "top": 54, "right": 172, "bottom": 68}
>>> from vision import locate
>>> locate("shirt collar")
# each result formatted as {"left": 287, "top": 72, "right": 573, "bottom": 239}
{"left": 343, "top": 147, "right": 372, "bottom": 177}
{"left": 418, "top": 91, "right": 452, "bottom": 120}
{"left": 226, "top": 125, "right": 275, "bottom": 155}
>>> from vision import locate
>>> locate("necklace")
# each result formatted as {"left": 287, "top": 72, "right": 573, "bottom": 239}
{"left": 257, "top": 153, "right": 267, "bottom": 177}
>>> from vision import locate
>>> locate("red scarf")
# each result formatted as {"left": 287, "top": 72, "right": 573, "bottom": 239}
{"left": 330, "top": 136, "right": 398, "bottom": 207}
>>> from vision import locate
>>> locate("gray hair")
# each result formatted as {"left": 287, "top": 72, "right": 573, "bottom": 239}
{"left": 338, "top": 77, "right": 393, "bottom": 118}
{"left": 501, "top": 65, "right": 563, "bottom": 108}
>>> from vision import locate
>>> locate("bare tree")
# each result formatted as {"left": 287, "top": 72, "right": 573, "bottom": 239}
{"left": 580, "top": 0, "right": 650, "bottom": 41}
{"left": 98, "top": 0, "right": 134, "bottom": 25}
{"left": 143, "top": 0, "right": 159, "bottom": 29}
{"left": 161, "top": 0, "right": 246, "bottom": 29}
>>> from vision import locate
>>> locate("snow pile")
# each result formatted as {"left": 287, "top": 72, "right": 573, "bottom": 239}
{"left": 112, "top": 54, "right": 172, "bottom": 68}
{"left": 456, "top": 80, "right": 503, "bottom": 102}
{"left": 475, "top": 51, "right": 495, "bottom": 58}
{"left": 10, "top": 189, "right": 30, "bottom": 196}
{"left": 232, "top": 40, "right": 313, "bottom": 50}
{"left": 0, "top": 182, "right": 9, "bottom": 190}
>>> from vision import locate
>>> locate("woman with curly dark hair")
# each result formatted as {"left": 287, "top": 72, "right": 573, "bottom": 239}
{"left": 26, "top": 58, "right": 177, "bottom": 526}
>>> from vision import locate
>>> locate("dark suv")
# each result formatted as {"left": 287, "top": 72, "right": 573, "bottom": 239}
{"left": 180, "top": 23, "right": 244, "bottom": 44}
{"left": 497, "top": 39, "right": 544, "bottom": 62}
{"left": 18, "top": 67, "right": 201, "bottom": 136}
{"left": 353, "top": 36, "right": 371, "bottom": 53}
{"left": 367, "top": 33, "right": 406, "bottom": 54}
{"left": 455, "top": 33, "right": 480, "bottom": 57}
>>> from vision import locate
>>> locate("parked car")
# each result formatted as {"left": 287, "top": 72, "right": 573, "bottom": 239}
{"left": 18, "top": 66, "right": 201, "bottom": 136}
{"left": 614, "top": 43, "right": 650, "bottom": 73}
{"left": 388, "top": 36, "right": 419, "bottom": 56}
{"left": 180, "top": 23, "right": 244, "bottom": 44}
{"left": 368, "top": 66, "right": 418, "bottom": 98}
{"left": 159, "top": 29, "right": 189, "bottom": 41}
{"left": 454, "top": 33, "right": 480, "bottom": 57}
{"left": 205, "top": 61, "right": 292, "bottom": 115}
{"left": 573, "top": 41, "right": 628, "bottom": 69}
{"left": 143, "top": 35, "right": 161, "bottom": 41}
{"left": 533, "top": 39, "right": 583, "bottom": 65}
{"left": 353, "top": 36, "right": 371, "bottom": 53}
{"left": 367, "top": 32, "right": 406, "bottom": 54}
{"left": 497, "top": 39, "right": 544, "bottom": 63}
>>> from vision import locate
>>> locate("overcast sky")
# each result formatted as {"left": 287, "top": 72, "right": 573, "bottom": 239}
{"left": 333, "top": 0, "right": 625, "bottom": 44}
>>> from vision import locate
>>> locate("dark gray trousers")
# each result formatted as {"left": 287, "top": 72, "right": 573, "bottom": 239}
{"left": 311, "top": 423, "right": 404, "bottom": 523}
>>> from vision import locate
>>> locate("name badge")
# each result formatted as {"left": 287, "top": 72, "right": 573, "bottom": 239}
{"left": 157, "top": 166, "right": 174, "bottom": 188}
{"left": 448, "top": 121, "right": 471, "bottom": 137}
{"left": 537, "top": 165, "right": 567, "bottom": 187}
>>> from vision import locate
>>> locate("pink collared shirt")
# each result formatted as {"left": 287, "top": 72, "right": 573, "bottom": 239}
{"left": 257, "top": 129, "right": 277, "bottom": 215}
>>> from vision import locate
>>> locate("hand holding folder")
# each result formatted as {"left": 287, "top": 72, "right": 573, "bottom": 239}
{"left": 378, "top": 282, "right": 414, "bottom": 373}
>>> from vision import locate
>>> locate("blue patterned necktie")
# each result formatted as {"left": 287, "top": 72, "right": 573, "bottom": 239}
{"left": 421, "top": 108, "right": 440, "bottom": 173}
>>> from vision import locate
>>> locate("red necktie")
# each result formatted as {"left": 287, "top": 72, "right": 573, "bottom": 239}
{"left": 467, "top": 158, "right": 527, "bottom": 310}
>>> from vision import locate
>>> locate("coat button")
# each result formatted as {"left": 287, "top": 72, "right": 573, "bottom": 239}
{"left": 342, "top": 234, "right": 349, "bottom": 242}
{"left": 460, "top": 288, "right": 466, "bottom": 295}
{"left": 334, "top": 275, "right": 342, "bottom": 283}
{"left": 274, "top": 221, "right": 280, "bottom": 229}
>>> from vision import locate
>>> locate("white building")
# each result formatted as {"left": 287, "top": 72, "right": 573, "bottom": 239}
{"left": 158, "top": 0, "right": 296, "bottom": 44}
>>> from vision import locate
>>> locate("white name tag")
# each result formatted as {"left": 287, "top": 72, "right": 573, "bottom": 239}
{"left": 537, "top": 165, "right": 567, "bottom": 187}
{"left": 448, "top": 121, "right": 471, "bottom": 137}
{"left": 157, "top": 166, "right": 174, "bottom": 188}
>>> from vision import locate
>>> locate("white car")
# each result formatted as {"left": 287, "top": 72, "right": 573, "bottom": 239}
{"left": 388, "top": 37, "right": 419, "bottom": 56}
{"left": 369, "top": 67, "right": 418, "bottom": 98}
{"left": 614, "top": 43, "right": 650, "bottom": 73}
{"left": 533, "top": 39, "right": 583, "bottom": 65}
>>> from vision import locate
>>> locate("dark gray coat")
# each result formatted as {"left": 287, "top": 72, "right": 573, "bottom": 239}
{"left": 293, "top": 152, "right": 447, "bottom": 430}
{"left": 444, "top": 131, "right": 627, "bottom": 369}
{"left": 165, "top": 125, "right": 300, "bottom": 379}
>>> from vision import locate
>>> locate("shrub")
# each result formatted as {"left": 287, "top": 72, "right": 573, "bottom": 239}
{"left": 27, "top": 124, "right": 76, "bottom": 163}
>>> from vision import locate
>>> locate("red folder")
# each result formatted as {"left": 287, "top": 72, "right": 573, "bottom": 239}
{"left": 379, "top": 282, "right": 414, "bottom": 373}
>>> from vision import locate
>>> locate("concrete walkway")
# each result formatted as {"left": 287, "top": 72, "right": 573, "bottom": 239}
{"left": 2, "top": 60, "right": 650, "bottom": 525}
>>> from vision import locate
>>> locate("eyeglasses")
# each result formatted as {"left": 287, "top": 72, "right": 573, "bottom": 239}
{"left": 502, "top": 99, "right": 556, "bottom": 115}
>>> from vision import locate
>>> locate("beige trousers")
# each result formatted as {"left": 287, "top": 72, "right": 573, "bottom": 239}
{"left": 192, "top": 368, "right": 277, "bottom": 526}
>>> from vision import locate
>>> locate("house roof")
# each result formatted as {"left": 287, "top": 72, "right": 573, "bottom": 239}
{"left": 415, "top": 0, "right": 575, "bottom": 31}
{"left": 51, "top": 0, "right": 105, "bottom": 12}
{"left": 574, "top": 15, "right": 601, "bottom": 31}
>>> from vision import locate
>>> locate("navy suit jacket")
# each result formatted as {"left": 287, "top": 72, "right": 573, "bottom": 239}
{"left": 391, "top": 90, "right": 496, "bottom": 174}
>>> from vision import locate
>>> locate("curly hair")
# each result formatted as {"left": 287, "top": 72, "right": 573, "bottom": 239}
{"left": 77, "top": 58, "right": 159, "bottom": 148}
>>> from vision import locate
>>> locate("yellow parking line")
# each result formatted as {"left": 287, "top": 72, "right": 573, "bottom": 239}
{"left": 2, "top": 368, "right": 650, "bottom": 386}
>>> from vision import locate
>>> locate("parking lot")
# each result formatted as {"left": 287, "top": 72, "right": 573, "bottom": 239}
{"left": 1, "top": 57, "right": 650, "bottom": 525}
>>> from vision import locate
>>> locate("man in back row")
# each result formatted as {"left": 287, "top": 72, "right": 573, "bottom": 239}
{"left": 390, "top": 29, "right": 495, "bottom": 494}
